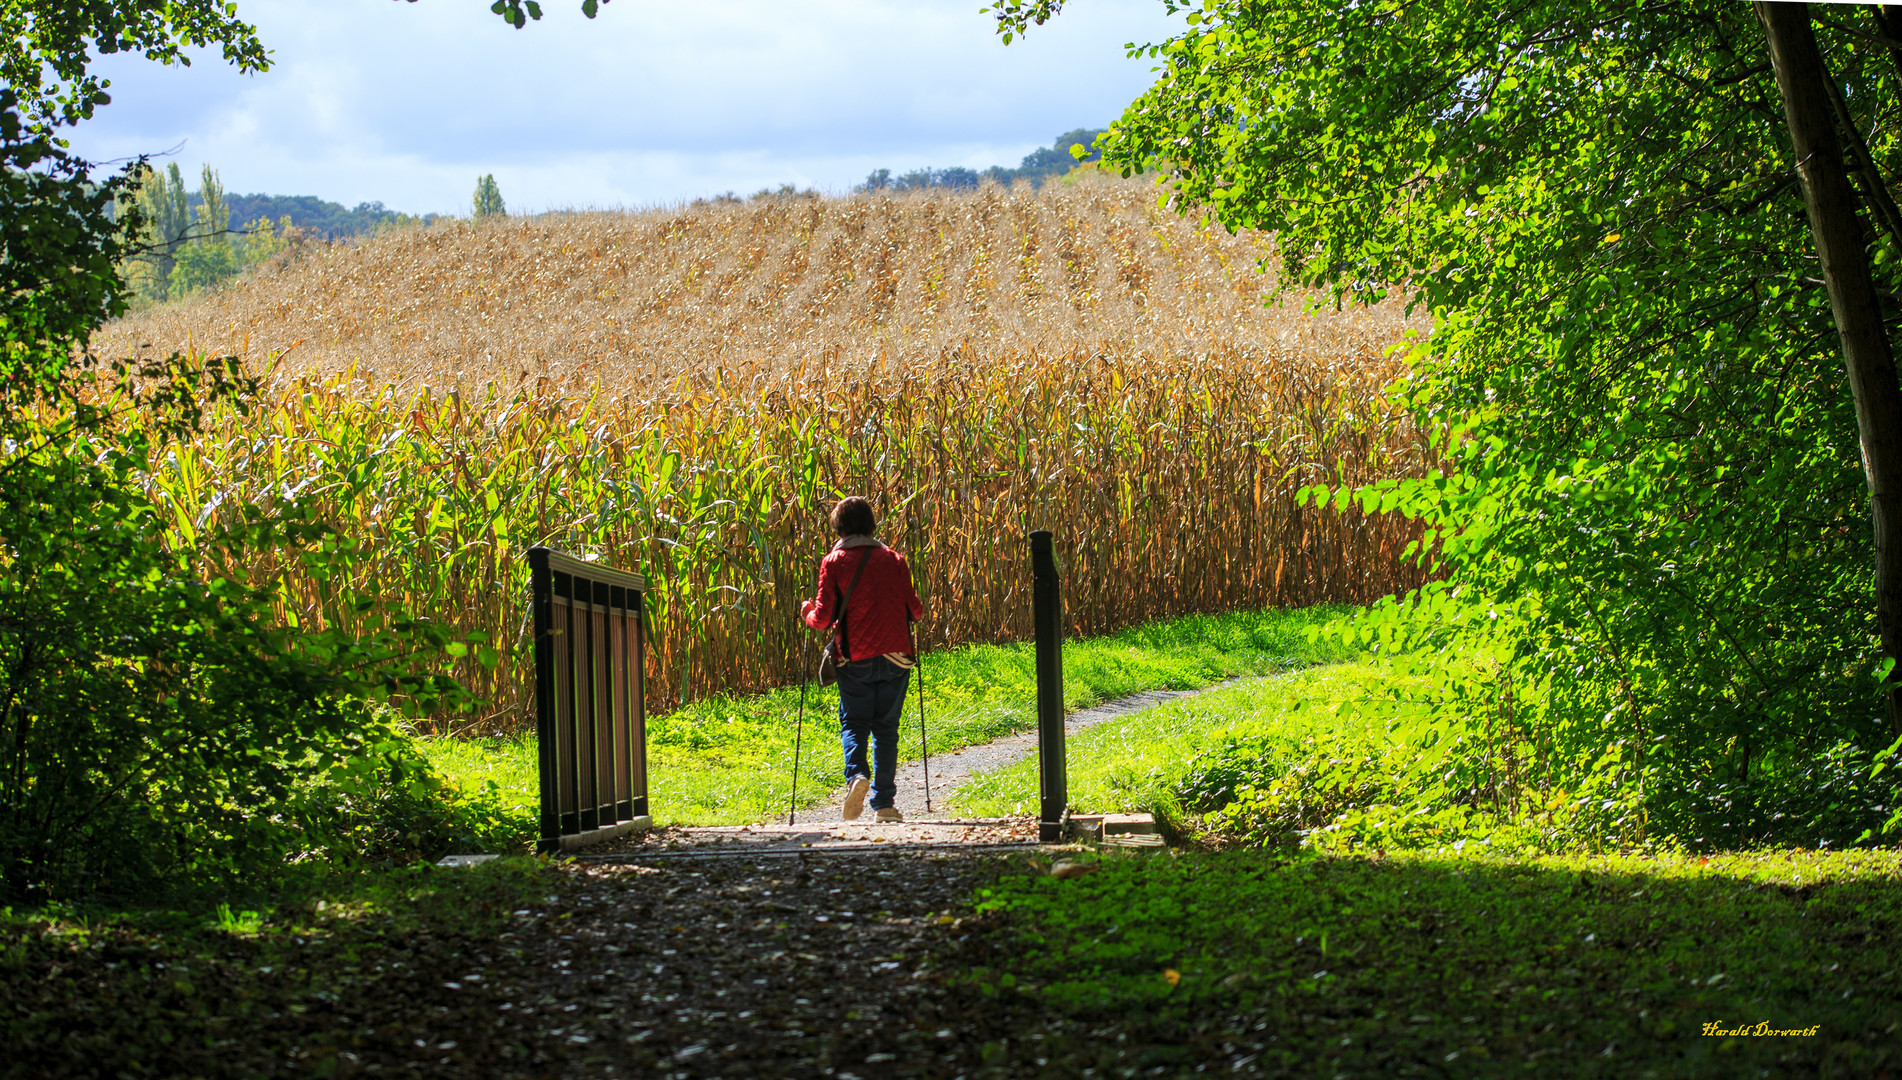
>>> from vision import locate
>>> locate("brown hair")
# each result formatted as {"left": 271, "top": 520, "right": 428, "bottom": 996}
{"left": 830, "top": 496, "right": 875, "bottom": 537}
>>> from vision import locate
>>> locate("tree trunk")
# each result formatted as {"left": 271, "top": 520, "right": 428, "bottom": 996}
{"left": 1880, "top": 6, "right": 1902, "bottom": 79}
{"left": 1758, "top": 2, "right": 1902, "bottom": 737}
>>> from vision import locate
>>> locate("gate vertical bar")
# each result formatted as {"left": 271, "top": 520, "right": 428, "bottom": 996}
{"left": 577, "top": 582, "right": 594, "bottom": 831}
{"left": 594, "top": 585, "right": 613, "bottom": 822}
{"left": 595, "top": 585, "right": 614, "bottom": 822}
{"left": 531, "top": 549, "right": 561, "bottom": 855}
{"left": 1031, "top": 529, "right": 1067, "bottom": 842}
{"left": 632, "top": 593, "right": 649, "bottom": 816}
{"left": 612, "top": 589, "right": 632, "bottom": 820}
{"left": 583, "top": 585, "right": 604, "bottom": 830}
{"left": 563, "top": 573, "right": 581, "bottom": 836}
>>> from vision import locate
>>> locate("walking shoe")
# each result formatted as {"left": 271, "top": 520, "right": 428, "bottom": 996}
{"left": 842, "top": 775, "right": 870, "bottom": 821}
{"left": 876, "top": 807, "right": 904, "bottom": 823}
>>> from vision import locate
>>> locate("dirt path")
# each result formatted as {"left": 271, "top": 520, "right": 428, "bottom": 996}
{"left": 464, "top": 851, "right": 1059, "bottom": 1079}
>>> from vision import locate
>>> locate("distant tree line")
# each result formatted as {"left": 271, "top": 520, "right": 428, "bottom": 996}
{"left": 689, "top": 183, "right": 820, "bottom": 209}
{"left": 222, "top": 193, "right": 438, "bottom": 238}
{"left": 113, "top": 164, "right": 446, "bottom": 304}
{"left": 859, "top": 128, "right": 1107, "bottom": 193}
{"left": 117, "top": 162, "right": 300, "bottom": 304}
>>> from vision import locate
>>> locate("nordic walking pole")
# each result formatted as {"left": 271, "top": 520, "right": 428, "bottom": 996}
{"left": 913, "top": 613, "right": 931, "bottom": 814}
{"left": 789, "top": 558, "right": 827, "bottom": 826}
{"left": 918, "top": 649, "right": 932, "bottom": 814}
{"left": 789, "top": 636, "right": 810, "bottom": 827}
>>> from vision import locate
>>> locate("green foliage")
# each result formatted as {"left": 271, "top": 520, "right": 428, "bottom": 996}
{"left": 472, "top": 173, "right": 507, "bottom": 220}
{"left": 871, "top": 166, "right": 981, "bottom": 193}
{"left": 0, "top": 1, "right": 268, "bottom": 129}
{"left": 964, "top": 848, "right": 1902, "bottom": 1074}
{"left": 292, "top": 731, "right": 537, "bottom": 864}
{"left": 166, "top": 166, "right": 233, "bottom": 295}
{"left": 987, "top": 127, "right": 1108, "bottom": 188}
{"left": 0, "top": 96, "right": 130, "bottom": 420}
{"left": 120, "top": 162, "right": 191, "bottom": 301}
{"left": 954, "top": 651, "right": 1374, "bottom": 819}
{"left": 220, "top": 193, "right": 433, "bottom": 238}
{"left": 1180, "top": 663, "right": 1902, "bottom": 854}
{"left": 1013, "top": 0, "right": 1902, "bottom": 846}
{"left": 231, "top": 215, "right": 299, "bottom": 270}
{"left": 484, "top": 0, "right": 611, "bottom": 29}
{"left": 0, "top": 400, "right": 474, "bottom": 898}
{"left": 0, "top": 81, "right": 468, "bottom": 898}
{"left": 0, "top": 0, "right": 564, "bottom": 907}
{"left": 982, "top": 0, "right": 1070, "bottom": 47}
{"left": 121, "top": 163, "right": 303, "bottom": 303}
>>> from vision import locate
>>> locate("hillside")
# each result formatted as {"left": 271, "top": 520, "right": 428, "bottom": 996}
{"left": 100, "top": 178, "right": 1414, "bottom": 389}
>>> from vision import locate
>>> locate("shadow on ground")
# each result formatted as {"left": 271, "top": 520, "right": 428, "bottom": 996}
{"left": 3, "top": 847, "right": 1896, "bottom": 1078}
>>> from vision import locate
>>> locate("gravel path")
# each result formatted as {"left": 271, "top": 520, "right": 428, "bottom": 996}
{"left": 589, "top": 817, "right": 1042, "bottom": 856}
{"left": 473, "top": 851, "right": 1057, "bottom": 1079}
{"left": 8, "top": 681, "right": 1273, "bottom": 1080}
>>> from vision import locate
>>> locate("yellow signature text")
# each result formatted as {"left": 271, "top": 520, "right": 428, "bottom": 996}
{"left": 1701, "top": 1022, "right": 1819, "bottom": 1037}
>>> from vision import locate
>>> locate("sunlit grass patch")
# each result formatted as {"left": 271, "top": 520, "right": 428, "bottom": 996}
{"left": 951, "top": 657, "right": 1403, "bottom": 818}
{"left": 423, "top": 604, "right": 1358, "bottom": 828}
{"left": 414, "top": 733, "right": 539, "bottom": 797}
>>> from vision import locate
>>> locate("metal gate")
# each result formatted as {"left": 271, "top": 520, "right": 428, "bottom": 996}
{"left": 530, "top": 547, "right": 650, "bottom": 854}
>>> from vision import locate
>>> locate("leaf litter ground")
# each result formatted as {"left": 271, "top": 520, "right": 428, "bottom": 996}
{"left": 8, "top": 685, "right": 1901, "bottom": 1078}
{"left": 6, "top": 842, "right": 1901, "bottom": 1078}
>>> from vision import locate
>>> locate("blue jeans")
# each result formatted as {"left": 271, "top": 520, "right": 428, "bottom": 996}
{"left": 838, "top": 656, "right": 910, "bottom": 811}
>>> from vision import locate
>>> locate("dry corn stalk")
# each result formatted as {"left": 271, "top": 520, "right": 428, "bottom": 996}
{"left": 111, "top": 182, "right": 1429, "bottom": 728}
{"left": 145, "top": 343, "right": 1428, "bottom": 729}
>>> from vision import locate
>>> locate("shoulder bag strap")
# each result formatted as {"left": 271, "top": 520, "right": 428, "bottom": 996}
{"left": 832, "top": 546, "right": 874, "bottom": 661}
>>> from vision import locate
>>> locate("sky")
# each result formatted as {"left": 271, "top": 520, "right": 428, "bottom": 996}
{"left": 64, "top": 0, "right": 1181, "bottom": 216}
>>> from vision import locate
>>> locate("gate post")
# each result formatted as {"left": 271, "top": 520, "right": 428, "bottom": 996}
{"left": 1031, "top": 530, "right": 1067, "bottom": 842}
{"left": 529, "top": 547, "right": 650, "bottom": 854}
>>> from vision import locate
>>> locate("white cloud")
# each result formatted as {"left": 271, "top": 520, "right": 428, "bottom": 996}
{"left": 66, "top": 0, "right": 1178, "bottom": 214}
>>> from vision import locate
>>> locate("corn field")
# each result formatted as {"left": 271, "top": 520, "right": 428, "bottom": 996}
{"left": 100, "top": 178, "right": 1413, "bottom": 389}
{"left": 114, "top": 180, "right": 1431, "bottom": 729}
{"left": 142, "top": 344, "right": 1422, "bottom": 729}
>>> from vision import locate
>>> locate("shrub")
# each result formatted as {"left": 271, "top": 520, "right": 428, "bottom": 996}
{"left": 287, "top": 729, "right": 537, "bottom": 866}
{"left": 0, "top": 93, "right": 469, "bottom": 901}
{"left": 0, "top": 419, "right": 470, "bottom": 899}
{"left": 1190, "top": 717, "right": 1902, "bottom": 855}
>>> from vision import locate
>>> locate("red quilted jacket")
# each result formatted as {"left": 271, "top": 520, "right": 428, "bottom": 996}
{"left": 801, "top": 541, "right": 924, "bottom": 661}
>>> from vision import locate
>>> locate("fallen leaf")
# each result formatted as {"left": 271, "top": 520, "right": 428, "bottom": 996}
{"left": 1163, "top": 969, "right": 1181, "bottom": 987}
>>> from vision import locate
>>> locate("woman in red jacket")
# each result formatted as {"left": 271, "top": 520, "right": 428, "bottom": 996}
{"left": 800, "top": 496, "right": 925, "bottom": 822}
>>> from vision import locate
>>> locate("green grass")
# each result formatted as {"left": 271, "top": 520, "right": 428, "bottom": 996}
{"left": 952, "top": 658, "right": 1404, "bottom": 818}
{"left": 416, "top": 605, "right": 1356, "bottom": 831}
{"left": 966, "top": 846, "right": 1902, "bottom": 1076}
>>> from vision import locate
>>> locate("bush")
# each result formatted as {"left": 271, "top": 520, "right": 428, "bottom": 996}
{"left": 0, "top": 420, "right": 470, "bottom": 899}
{"left": 0, "top": 93, "right": 469, "bottom": 901}
{"left": 287, "top": 730, "right": 537, "bottom": 866}
{"left": 1189, "top": 720, "right": 1902, "bottom": 856}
